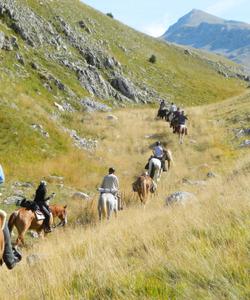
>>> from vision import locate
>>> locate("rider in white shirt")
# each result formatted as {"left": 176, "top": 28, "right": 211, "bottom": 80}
{"left": 170, "top": 102, "right": 177, "bottom": 113}
{"left": 100, "top": 167, "right": 119, "bottom": 194}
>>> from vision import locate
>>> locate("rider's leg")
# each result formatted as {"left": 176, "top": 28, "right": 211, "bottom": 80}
{"left": 3, "top": 223, "right": 21, "bottom": 269}
{"left": 162, "top": 159, "right": 167, "bottom": 172}
{"left": 42, "top": 205, "right": 52, "bottom": 233}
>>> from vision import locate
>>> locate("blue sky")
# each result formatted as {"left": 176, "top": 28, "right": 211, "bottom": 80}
{"left": 83, "top": 0, "right": 250, "bottom": 36}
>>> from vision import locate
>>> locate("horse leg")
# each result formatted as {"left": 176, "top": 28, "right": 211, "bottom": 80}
{"left": 107, "top": 202, "right": 111, "bottom": 220}
{"left": 138, "top": 192, "right": 143, "bottom": 205}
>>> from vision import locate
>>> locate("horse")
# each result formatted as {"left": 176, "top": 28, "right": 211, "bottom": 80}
{"left": 8, "top": 204, "right": 67, "bottom": 245}
{"left": 157, "top": 109, "right": 169, "bottom": 120}
{"left": 148, "top": 149, "right": 173, "bottom": 182}
{"left": 0, "top": 210, "right": 7, "bottom": 264}
{"left": 149, "top": 157, "right": 162, "bottom": 182}
{"left": 175, "top": 124, "right": 188, "bottom": 144}
{"left": 98, "top": 190, "right": 118, "bottom": 221}
{"left": 132, "top": 173, "right": 156, "bottom": 205}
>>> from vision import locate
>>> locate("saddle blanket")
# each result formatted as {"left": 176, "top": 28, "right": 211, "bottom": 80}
{"left": 35, "top": 210, "right": 45, "bottom": 221}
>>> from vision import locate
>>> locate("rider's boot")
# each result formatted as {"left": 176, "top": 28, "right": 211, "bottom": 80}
{"left": 43, "top": 218, "right": 53, "bottom": 233}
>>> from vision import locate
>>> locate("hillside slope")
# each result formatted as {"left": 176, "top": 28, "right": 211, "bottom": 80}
{"left": 0, "top": 0, "right": 247, "bottom": 183}
{"left": 0, "top": 91, "right": 249, "bottom": 299}
{"left": 162, "top": 9, "right": 250, "bottom": 70}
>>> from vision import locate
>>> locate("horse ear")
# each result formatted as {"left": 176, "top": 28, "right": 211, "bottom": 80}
{"left": 64, "top": 205, "right": 67, "bottom": 209}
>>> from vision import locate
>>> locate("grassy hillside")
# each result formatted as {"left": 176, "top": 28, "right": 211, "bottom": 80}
{"left": 0, "top": 0, "right": 247, "bottom": 184}
{"left": 0, "top": 1, "right": 249, "bottom": 298}
{"left": 0, "top": 91, "right": 249, "bottom": 299}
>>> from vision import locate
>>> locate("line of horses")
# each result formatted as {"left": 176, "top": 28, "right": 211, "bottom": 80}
{"left": 157, "top": 107, "right": 188, "bottom": 144}
{"left": 0, "top": 104, "right": 181, "bottom": 267}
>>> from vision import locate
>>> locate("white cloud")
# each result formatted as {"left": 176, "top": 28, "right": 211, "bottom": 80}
{"left": 142, "top": 14, "right": 174, "bottom": 37}
{"left": 143, "top": 23, "right": 167, "bottom": 37}
{"left": 206, "top": 0, "right": 248, "bottom": 16}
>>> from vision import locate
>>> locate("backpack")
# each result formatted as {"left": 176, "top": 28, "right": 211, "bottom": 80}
{"left": 0, "top": 165, "right": 5, "bottom": 184}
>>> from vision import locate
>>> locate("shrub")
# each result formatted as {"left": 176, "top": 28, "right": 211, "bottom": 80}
{"left": 149, "top": 54, "right": 156, "bottom": 64}
{"left": 106, "top": 13, "right": 114, "bottom": 19}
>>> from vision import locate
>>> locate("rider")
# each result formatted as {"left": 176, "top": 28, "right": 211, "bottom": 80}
{"left": 172, "top": 107, "right": 181, "bottom": 133}
{"left": 100, "top": 167, "right": 119, "bottom": 194}
{"left": 159, "top": 100, "right": 166, "bottom": 111}
{"left": 0, "top": 165, "right": 22, "bottom": 270}
{"left": 33, "top": 181, "right": 53, "bottom": 233}
{"left": 170, "top": 102, "right": 177, "bottom": 113}
{"left": 178, "top": 110, "right": 188, "bottom": 126}
{"left": 2, "top": 221, "right": 22, "bottom": 269}
{"left": 153, "top": 141, "right": 167, "bottom": 172}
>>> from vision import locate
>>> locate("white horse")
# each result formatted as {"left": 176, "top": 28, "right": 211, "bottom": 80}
{"left": 178, "top": 125, "right": 187, "bottom": 144}
{"left": 98, "top": 189, "right": 118, "bottom": 221}
{"left": 148, "top": 157, "right": 162, "bottom": 182}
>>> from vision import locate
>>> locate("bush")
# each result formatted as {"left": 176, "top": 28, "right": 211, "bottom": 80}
{"left": 149, "top": 54, "right": 156, "bottom": 64}
{"left": 106, "top": 13, "right": 114, "bottom": 19}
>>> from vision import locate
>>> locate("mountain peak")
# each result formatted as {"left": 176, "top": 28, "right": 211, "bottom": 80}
{"left": 176, "top": 9, "right": 224, "bottom": 27}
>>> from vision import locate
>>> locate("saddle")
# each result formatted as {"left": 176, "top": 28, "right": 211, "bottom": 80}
{"left": 19, "top": 199, "right": 46, "bottom": 221}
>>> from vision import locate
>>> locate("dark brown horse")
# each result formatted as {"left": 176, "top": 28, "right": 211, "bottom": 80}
{"left": 8, "top": 205, "right": 67, "bottom": 245}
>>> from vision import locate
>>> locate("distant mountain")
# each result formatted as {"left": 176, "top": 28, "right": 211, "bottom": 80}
{"left": 162, "top": 9, "right": 250, "bottom": 70}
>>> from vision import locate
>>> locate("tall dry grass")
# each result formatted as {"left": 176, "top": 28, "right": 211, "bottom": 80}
{"left": 0, "top": 94, "right": 249, "bottom": 299}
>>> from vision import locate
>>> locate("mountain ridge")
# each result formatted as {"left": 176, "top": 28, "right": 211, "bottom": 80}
{"left": 162, "top": 9, "right": 250, "bottom": 69}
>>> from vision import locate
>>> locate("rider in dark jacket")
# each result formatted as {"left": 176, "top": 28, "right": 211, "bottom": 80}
{"left": 172, "top": 107, "right": 181, "bottom": 133}
{"left": 34, "top": 181, "right": 53, "bottom": 233}
{"left": 178, "top": 111, "right": 188, "bottom": 125}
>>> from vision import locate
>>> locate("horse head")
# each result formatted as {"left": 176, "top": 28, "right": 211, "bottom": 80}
{"left": 51, "top": 204, "right": 68, "bottom": 227}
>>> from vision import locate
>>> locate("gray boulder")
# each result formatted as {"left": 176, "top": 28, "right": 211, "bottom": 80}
{"left": 110, "top": 76, "right": 136, "bottom": 100}
{"left": 4, "top": 195, "right": 24, "bottom": 205}
{"left": 240, "top": 140, "right": 250, "bottom": 147}
{"left": 207, "top": 172, "right": 217, "bottom": 178}
{"left": 72, "top": 192, "right": 90, "bottom": 200}
{"left": 235, "top": 128, "right": 250, "bottom": 138}
{"left": 0, "top": 31, "right": 5, "bottom": 49}
{"left": 107, "top": 114, "right": 118, "bottom": 121}
{"left": 80, "top": 98, "right": 111, "bottom": 113}
{"left": 31, "top": 124, "right": 49, "bottom": 138}
{"left": 166, "top": 191, "right": 196, "bottom": 205}
{"left": 182, "top": 178, "right": 207, "bottom": 186}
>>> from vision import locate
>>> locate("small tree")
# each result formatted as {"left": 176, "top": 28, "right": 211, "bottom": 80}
{"left": 106, "top": 13, "right": 114, "bottom": 19}
{"left": 149, "top": 54, "right": 156, "bottom": 64}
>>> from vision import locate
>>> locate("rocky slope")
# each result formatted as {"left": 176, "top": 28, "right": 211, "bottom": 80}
{"left": 162, "top": 9, "right": 250, "bottom": 71}
{"left": 0, "top": 0, "right": 247, "bottom": 182}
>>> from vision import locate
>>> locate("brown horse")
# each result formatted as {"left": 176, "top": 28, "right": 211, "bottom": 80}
{"left": 132, "top": 174, "right": 156, "bottom": 205}
{"left": 8, "top": 205, "right": 67, "bottom": 245}
{"left": 0, "top": 210, "right": 7, "bottom": 263}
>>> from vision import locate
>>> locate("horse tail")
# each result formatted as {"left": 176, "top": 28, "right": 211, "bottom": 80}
{"left": 8, "top": 211, "right": 17, "bottom": 234}
{"left": 0, "top": 210, "right": 7, "bottom": 230}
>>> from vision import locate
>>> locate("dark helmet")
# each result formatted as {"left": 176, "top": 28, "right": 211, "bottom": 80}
{"left": 156, "top": 141, "right": 161, "bottom": 146}
{"left": 109, "top": 167, "right": 115, "bottom": 174}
